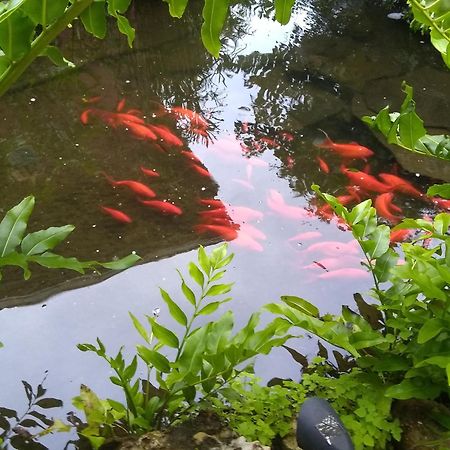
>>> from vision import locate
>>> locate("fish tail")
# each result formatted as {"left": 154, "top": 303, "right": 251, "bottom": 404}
{"left": 100, "top": 171, "right": 115, "bottom": 185}
{"left": 313, "top": 129, "right": 333, "bottom": 148}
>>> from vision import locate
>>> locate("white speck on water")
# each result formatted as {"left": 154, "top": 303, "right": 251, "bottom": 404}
{"left": 152, "top": 113, "right": 156, "bottom": 118}
{"left": 96, "top": 249, "right": 100, "bottom": 253}
{"left": 75, "top": 143, "right": 79, "bottom": 147}
{"left": 118, "top": 235, "right": 122, "bottom": 239}
{"left": 201, "top": 187, "right": 206, "bottom": 191}
{"left": 125, "top": 80, "right": 131, "bottom": 84}
{"left": 132, "top": 250, "right": 136, "bottom": 254}
{"left": 59, "top": 156, "right": 62, "bottom": 160}
{"left": 415, "top": 173, "right": 420, "bottom": 177}
{"left": 92, "top": 224, "right": 96, "bottom": 228}
{"left": 30, "top": 97, "right": 36, "bottom": 102}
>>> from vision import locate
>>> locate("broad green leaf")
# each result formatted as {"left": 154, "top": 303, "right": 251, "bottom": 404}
{"left": 21, "top": 225, "right": 74, "bottom": 255}
{"left": 137, "top": 346, "right": 170, "bottom": 372}
{"left": 148, "top": 318, "right": 179, "bottom": 348}
{"left": 41, "top": 45, "right": 75, "bottom": 68}
{"left": 107, "top": 0, "right": 132, "bottom": 14}
{"left": 417, "top": 318, "right": 445, "bottom": 343}
{"left": 361, "top": 225, "right": 390, "bottom": 259}
{"left": 0, "top": 196, "right": 34, "bottom": 257}
{"left": 21, "top": 0, "right": 69, "bottom": 27}
{"left": 205, "top": 283, "right": 233, "bottom": 296}
{"left": 129, "top": 312, "right": 149, "bottom": 343}
{"left": 164, "top": 0, "right": 189, "bottom": 18}
{"left": 398, "top": 110, "right": 426, "bottom": 149}
{"left": 0, "top": 0, "right": 28, "bottom": 22}
{"left": 160, "top": 288, "right": 187, "bottom": 326}
{"left": 115, "top": 14, "right": 134, "bottom": 47}
{"left": 201, "top": 0, "right": 229, "bottom": 57}
{"left": 274, "top": 0, "right": 295, "bottom": 25}
{"left": 433, "top": 213, "right": 450, "bottom": 235}
{"left": 385, "top": 378, "right": 440, "bottom": 400}
{"left": 188, "top": 262, "right": 204, "bottom": 287}
{"left": 197, "top": 245, "right": 210, "bottom": 274}
{"left": 98, "top": 253, "right": 140, "bottom": 270}
{"left": 197, "top": 301, "right": 221, "bottom": 315}
{"left": 80, "top": 1, "right": 107, "bottom": 39}
{"left": 0, "top": 9, "right": 34, "bottom": 60}
{"left": 28, "top": 252, "right": 85, "bottom": 273}
{"left": 0, "top": 53, "right": 10, "bottom": 76}
{"left": 0, "top": 251, "right": 30, "bottom": 279}
{"left": 281, "top": 296, "right": 319, "bottom": 317}
{"left": 373, "top": 247, "right": 398, "bottom": 282}
{"left": 427, "top": 183, "right": 450, "bottom": 199}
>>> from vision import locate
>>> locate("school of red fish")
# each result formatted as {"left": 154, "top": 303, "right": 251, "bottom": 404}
{"left": 80, "top": 97, "right": 449, "bottom": 281}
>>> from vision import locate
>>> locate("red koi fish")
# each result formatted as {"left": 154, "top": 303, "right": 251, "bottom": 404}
{"left": 259, "top": 136, "right": 280, "bottom": 148}
{"left": 198, "top": 199, "right": 226, "bottom": 209}
{"left": 103, "top": 173, "right": 156, "bottom": 198}
{"left": 233, "top": 232, "right": 264, "bottom": 252}
{"left": 288, "top": 231, "right": 322, "bottom": 242}
{"left": 228, "top": 206, "right": 263, "bottom": 223}
{"left": 316, "top": 157, "right": 330, "bottom": 174}
{"left": 171, "top": 107, "right": 209, "bottom": 129}
{"left": 115, "top": 113, "right": 146, "bottom": 125}
{"left": 140, "top": 167, "right": 160, "bottom": 178}
{"left": 375, "top": 193, "right": 402, "bottom": 224}
{"left": 315, "top": 130, "right": 374, "bottom": 159}
{"left": 117, "top": 98, "right": 126, "bottom": 112}
{"left": 305, "top": 240, "right": 360, "bottom": 256}
{"left": 83, "top": 96, "right": 101, "bottom": 104}
{"left": 124, "top": 121, "right": 158, "bottom": 141}
{"left": 148, "top": 124, "right": 183, "bottom": 147}
{"left": 318, "top": 268, "right": 369, "bottom": 279}
{"left": 194, "top": 224, "right": 238, "bottom": 241}
{"left": 200, "top": 216, "right": 238, "bottom": 229}
{"left": 278, "top": 131, "right": 294, "bottom": 142}
{"left": 390, "top": 228, "right": 412, "bottom": 244}
{"left": 378, "top": 173, "right": 423, "bottom": 198}
{"left": 239, "top": 223, "right": 267, "bottom": 241}
{"left": 189, "top": 163, "right": 212, "bottom": 178}
{"left": 181, "top": 150, "right": 202, "bottom": 165}
{"left": 139, "top": 199, "right": 183, "bottom": 216}
{"left": 341, "top": 167, "right": 389, "bottom": 193}
{"left": 267, "top": 190, "right": 311, "bottom": 220}
{"left": 286, "top": 156, "right": 295, "bottom": 170}
{"left": 100, "top": 206, "right": 132, "bottom": 223}
{"left": 428, "top": 197, "right": 450, "bottom": 211}
{"left": 80, "top": 109, "right": 90, "bottom": 125}
{"left": 198, "top": 208, "right": 228, "bottom": 218}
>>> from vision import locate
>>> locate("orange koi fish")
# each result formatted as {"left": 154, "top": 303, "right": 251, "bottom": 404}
{"left": 200, "top": 216, "right": 239, "bottom": 229}
{"left": 116, "top": 98, "right": 126, "bottom": 112}
{"left": 288, "top": 231, "right": 322, "bottom": 242}
{"left": 140, "top": 167, "right": 160, "bottom": 178}
{"left": 189, "top": 163, "right": 212, "bottom": 178}
{"left": 318, "top": 268, "right": 369, "bottom": 279}
{"left": 181, "top": 150, "right": 202, "bottom": 165}
{"left": 103, "top": 173, "right": 156, "bottom": 198}
{"left": 315, "top": 130, "right": 374, "bottom": 159}
{"left": 233, "top": 232, "right": 264, "bottom": 252}
{"left": 239, "top": 223, "right": 267, "bottom": 241}
{"left": 428, "top": 196, "right": 450, "bottom": 211}
{"left": 267, "top": 189, "right": 311, "bottom": 220}
{"left": 198, "top": 198, "right": 226, "bottom": 209}
{"left": 316, "top": 157, "right": 330, "bottom": 174}
{"left": 100, "top": 206, "right": 132, "bottom": 223}
{"left": 80, "top": 109, "right": 91, "bottom": 125}
{"left": 198, "top": 208, "right": 228, "bottom": 218}
{"left": 139, "top": 199, "right": 183, "bottom": 216}
{"left": 171, "top": 107, "right": 209, "bottom": 129}
{"left": 83, "top": 96, "right": 101, "bottom": 104}
{"left": 341, "top": 167, "right": 389, "bottom": 193}
{"left": 389, "top": 228, "right": 412, "bottom": 244}
{"left": 374, "top": 193, "right": 402, "bottom": 224}
{"left": 286, "top": 156, "right": 295, "bottom": 170}
{"left": 115, "top": 113, "right": 146, "bottom": 125}
{"left": 378, "top": 173, "right": 423, "bottom": 198}
{"left": 305, "top": 240, "right": 360, "bottom": 256}
{"left": 194, "top": 224, "right": 238, "bottom": 241}
{"left": 148, "top": 124, "right": 183, "bottom": 147}
{"left": 125, "top": 122, "right": 158, "bottom": 141}
{"left": 228, "top": 206, "right": 264, "bottom": 223}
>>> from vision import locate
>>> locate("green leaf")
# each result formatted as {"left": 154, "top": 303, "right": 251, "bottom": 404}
{"left": 160, "top": 288, "right": 187, "bottom": 326}
{"left": 197, "top": 246, "right": 211, "bottom": 274}
{"left": 0, "top": 0, "right": 29, "bottom": 22}
{"left": 98, "top": 253, "right": 141, "bottom": 270}
{"left": 164, "top": 0, "right": 189, "bottom": 18}
{"left": 197, "top": 301, "right": 221, "bottom": 315}
{"left": 0, "top": 196, "right": 34, "bottom": 257}
{"left": 28, "top": 252, "right": 85, "bottom": 273}
{"left": 80, "top": 1, "right": 107, "bottom": 39}
{"left": 417, "top": 318, "right": 445, "bottom": 344}
{"left": 385, "top": 378, "right": 440, "bottom": 400}
{"left": 129, "top": 312, "right": 149, "bottom": 343}
{"left": 361, "top": 225, "right": 390, "bottom": 259}
{"left": 148, "top": 318, "right": 179, "bottom": 348}
{"left": 107, "top": 0, "right": 132, "bottom": 14}
{"left": 281, "top": 296, "right": 319, "bottom": 317}
{"left": 137, "top": 346, "right": 171, "bottom": 372}
{"left": 200, "top": 0, "right": 229, "bottom": 57}
{"left": 21, "top": 0, "right": 69, "bottom": 27}
{"left": 188, "top": 262, "right": 204, "bottom": 287}
{"left": 40, "top": 45, "right": 75, "bottom": 68}
{"left": 398, "top": 110, "right": 426, "bottom": 149}
{"left": 205, "top": 283, "right": 233, "bottom": 296}
{"left": 0, "top": 251, "right": 30, "bottom": 279}
{"left": 21, "top": 225, "right": 74, "bottom": 255}
{"left": 274, "top": 0, "right": 295, "bottom": 25}
{"left": 114, "top": 14, "right": 134, "bottom": 47}
{"left": 0, "top": 9, "right": 35, "bottom": 60}
{"left": 427, "top": 183, "right": 450, "bottom": 199}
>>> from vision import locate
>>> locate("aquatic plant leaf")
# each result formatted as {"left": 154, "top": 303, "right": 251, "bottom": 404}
{"left": 80, "top": 1, "right": 107, "bottom": 39}
{"left": 197, "top": 245, "right": 211, "bottom": 274}
{"left": 148, "top": 318, "right": 179, "bottom": 348}
{"left": 205, "top": 283, "right": 233, "bottom": 296}
{"left": 114, "top": 14, "right": 135, "bottom": 47}
{"left": 427, "top": 183, "right": 450, "bottom": 199}
{"left": 21, "top": 0, "right": 69, "bottom": 27}
{"left": 164, "top": 0, "right": 189, "bottom": 18}
{"left": 107, "top": 0, "right": 132, "bottom": 14}
{"left": 28, "top": 252, "right": 85, "bottom": 273}
{"left": 98, "top": 253, "right": 141, "bottom": 270}
{"left": 274, "top": 0, "right": 295, "bottom": 25}
{"left": 40, "top": 45, "right": 75, "bottom": 68}
{"left": 0, "top": 251, "right": 31, "bottom": 279}
{"left": 0, "top": 196, "right": 34, "bottom": 257}
{"left": 385, "top": 378, "right": 440, "bottom": 400}
{"left": 0, "top": 9, "right": 34, "bottom": 60}
{"left": 417, "top": 318, "right": 445, "bottom": 343}
{"left": 360, "top": 225, "right": 390, "bottom": 259}
{"left": 160, "top": 288, "right": 188, "bottom": 326}
{"left": 201, "top": 0, "right": 229, "bottom": 57}
{"left": 21, "top": 225, "right": 74, "bottom": 256}
{"left": 137, "top": 346, "right": 170, "bottom": 372}
{"left": 197, "top": 301, "right": 221, "bottom": 315}
{"left": 129, "top": 312, "right": 150, "bottom": 343}
{"left": 188, "top": 262, "right": 204, "bottom": 287}
{"left": 281, "top": 296, "right": 319, "bottom": 318}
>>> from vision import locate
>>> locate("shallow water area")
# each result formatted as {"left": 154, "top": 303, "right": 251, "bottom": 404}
{"left": 1, "top": 0, "right": 450, "bottom": 447}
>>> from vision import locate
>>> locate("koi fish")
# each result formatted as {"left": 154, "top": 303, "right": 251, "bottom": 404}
{"left": 102, "top": 173, "right": 156, "bottom": 198}
{"left": 305, "top": 240, "right": 360, "bottom": 256}
{"left": 288, "top": 231, "right": 322, "bottom": 242}
{"left": 267, "top": 189, "right": 311, "bottom": 220}
{"left": 100, "top": 206, "right": 132, "bottom": 223}
{"left": 80, "top": 109, "right": 91, "bottom": 125}
{"left": 194, "top": 224, "right": 238, "bottom": 241}
{"left": 316, "top": 157, "right": 330, "bottom": 174}
{"left": 181, "top": 150, "right": 202, "bottom": 165}
{"left": 83, "top": 96, "right": 101, "bottom": 104}
{"left": 378, "top": 173, "right": 423, "bottom": 198}
{"left": 140, "top": 167, "right": 160, "bottom": 178}
{"left": 318, "top": 268, "right": 369, "bottom": 279}
{"left": 200, "top": 216, "right": 239, "bottom": 229}
{"left": 189, "top": 163, "right": 212, "bottom": 178}
{"left": 125, "top": 121, "right": 158, "bottom": 141}
{"left": 286, "top": 156, "right": 295, "bottom": 170}
{"left": 315, "top": 130, "right": 374, "bottom": 159}
{"left": 198, "top": 208, "right": 228, "bottom": 218}
{"left": 303, "top": 257, "right": 361, "bottom": 271}
{"left": 171, "top": 106, "right": 209, "bottom": 129}
{"left": 117, "top": 98, "right": 126, "bottom": 112}
{"left": 115, "top": 113, "right": 146, "bottom": 125}
{"left": 198, "top": 199, "right": 226, "bottom": 209}
{"left": 428, "top": 197, "right": 450, "bottom": 211}
{"left": 233, "top": 232, "right": 264, "bottom": 252}
{"left": 389, "top": 228, "right": 412, "bottom": 244}
{"left": 139, "top": 199, "right": 183, "bottom": 216}
{"left": 341, "top": 167, "right": 389, "bottom": 193}
{"left": 148, "top": 124, "right": 183, "bottom": 147}
{"left": 259, "top": 136, "right": 280, "bottom": 148}
{"left": 278, "top": 131, "right": 294, "bottom": 142}
{"left": 239, "top": 223, "right": 267, "bottom": 241}
{"left": 227, "top": 206, "right": 263, "bottom": 223}
{"left": 374, "top": 193, "right": 402, "bottom": 224}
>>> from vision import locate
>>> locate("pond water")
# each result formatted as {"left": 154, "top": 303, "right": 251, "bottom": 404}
{"left": 1, "top": 0, "right": 450, "bottom": 447}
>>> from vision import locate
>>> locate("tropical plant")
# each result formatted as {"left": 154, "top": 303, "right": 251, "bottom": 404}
{"left": 0, "top": 195, "right": 140, "bottom": 281}
{"left": 408, "top": 0, "right": 450, "bottom": 68}
{"left": 74, "top": 244, "right": 295, "bottom": 449}
{"left": 267, "top": 186, "right": 450, "bottom": 402}
{"left": 362, "top": 82, "right": 450, "bottom": 161}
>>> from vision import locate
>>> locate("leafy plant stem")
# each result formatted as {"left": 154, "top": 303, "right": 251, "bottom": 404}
{"left": 0, "top": 0, "right": 94, "bottom": 97}
{"left": 409, "top": 0, "right": 450, "bottom": 45}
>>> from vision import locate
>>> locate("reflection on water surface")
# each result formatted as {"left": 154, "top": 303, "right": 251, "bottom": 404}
{"left": 1, "top": 0, "right": 450, "bottom": 446}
